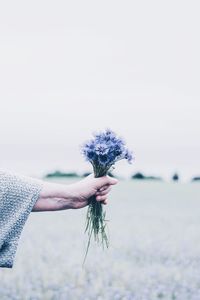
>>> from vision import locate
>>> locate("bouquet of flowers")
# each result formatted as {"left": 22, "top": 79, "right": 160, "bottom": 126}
{"left": 81, "top": 129, "right": 133, "bottom": 263}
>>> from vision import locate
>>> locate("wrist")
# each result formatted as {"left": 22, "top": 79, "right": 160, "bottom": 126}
{"left": 34, "top": 181, "right": 76, "bottom": 211}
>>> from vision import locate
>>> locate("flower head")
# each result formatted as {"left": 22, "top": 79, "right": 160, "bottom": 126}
{"left": 124, "top": 149, "right": 134, "bottom": 164}
{"left": 82, "top": 129, "right": 134, "bottom": 171}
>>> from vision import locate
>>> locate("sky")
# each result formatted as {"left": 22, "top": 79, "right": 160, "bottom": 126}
{"left": 0, "top": 1, "right": 199, "bottom": 180}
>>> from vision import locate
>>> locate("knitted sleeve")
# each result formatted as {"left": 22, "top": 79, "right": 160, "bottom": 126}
{"left": 0, "top": 170, "right": 43, "bottom": 268}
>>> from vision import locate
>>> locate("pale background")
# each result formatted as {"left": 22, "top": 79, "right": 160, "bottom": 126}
{"left": 0, "top": 1, "right": 199, "bottom": 180}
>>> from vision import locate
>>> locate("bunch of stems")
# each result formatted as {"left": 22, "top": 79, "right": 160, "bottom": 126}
{"left": 83, "top": 164, "right": 111, "bottom": 265}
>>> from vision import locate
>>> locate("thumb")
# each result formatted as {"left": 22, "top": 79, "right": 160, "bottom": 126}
{"left": 95, "top": 175, "right": 118, "bottom": 189}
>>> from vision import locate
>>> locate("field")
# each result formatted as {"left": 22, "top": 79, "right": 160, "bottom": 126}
{"left": 1, "top": 179, "right": 200, "bottom": 300}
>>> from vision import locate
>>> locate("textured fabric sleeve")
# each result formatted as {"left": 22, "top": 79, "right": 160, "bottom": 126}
{"left": 0, "top": 170, "right": 44, "bottom": 268}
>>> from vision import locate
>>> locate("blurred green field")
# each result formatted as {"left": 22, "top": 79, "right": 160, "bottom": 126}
{"left": 1, "top": 180, "right": 200, "bottom": 300}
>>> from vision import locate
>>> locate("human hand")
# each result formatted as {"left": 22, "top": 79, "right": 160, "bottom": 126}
{"left": 68, "top": 174, "right": 118, "bottom": 209}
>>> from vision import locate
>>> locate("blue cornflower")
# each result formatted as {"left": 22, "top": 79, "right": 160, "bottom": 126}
{"left": 94, "top": 143, "right": 109, "bottom": 155}
{"left": 82, "top": 129, "right": 133, "bottom": 173}
{"left": 124, "top": 149, "right": 134, "bottom": 164}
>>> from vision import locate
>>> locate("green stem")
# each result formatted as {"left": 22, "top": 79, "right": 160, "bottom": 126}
{"left": 83, "top": 168, "right": 109, "bottom": 264}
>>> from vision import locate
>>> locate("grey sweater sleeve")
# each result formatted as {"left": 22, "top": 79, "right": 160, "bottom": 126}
{"left": 0, "top": 170, "right": 43, "bottom": 268}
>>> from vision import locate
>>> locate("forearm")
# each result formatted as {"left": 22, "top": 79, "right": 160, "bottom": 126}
{"left": 32, "top": 181, "right": 76, "bottom": 212}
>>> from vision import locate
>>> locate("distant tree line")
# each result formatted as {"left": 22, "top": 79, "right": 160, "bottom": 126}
{"left": 45, "top": 171, "right": 80, "bottom": 178}
{"left": 131, "top": 172, "right": 162, "bottom": 181}
{"left": 192, "top": 176, "right": 200, "bottom": 182}
{"left": 44, "top": 170, "right": 200, "bottom": 182}
{"left": 45, "top": 170, "right": 116, "bottom": 179}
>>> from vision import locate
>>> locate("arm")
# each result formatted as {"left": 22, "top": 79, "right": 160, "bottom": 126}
{"left": 32, "top": 175, "right": 118, "bottom": 212}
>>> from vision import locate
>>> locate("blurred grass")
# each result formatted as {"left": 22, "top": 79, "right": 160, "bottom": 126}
{"left": 0, "top": 180, "right": 200, "bottom": 300}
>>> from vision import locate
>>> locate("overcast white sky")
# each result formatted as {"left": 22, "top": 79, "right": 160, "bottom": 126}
{"left": 0, "top": 1, "right": 199, "bottom": 180}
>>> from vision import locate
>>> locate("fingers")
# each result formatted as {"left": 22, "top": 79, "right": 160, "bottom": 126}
{"left": 96, "top": 186, "right": 111, "bottom": 196}
{"left": 109, "top": 177, "right": 118, "bottom": 185}
{"left": 98, "top": 184, "right": 109, "bottom": 192}
{"left": 94, "top": 176, "right": 118, "bottom": 205}
{"left": 105, "top": 176, "right": 118, "bottom": 186}
{"left": 96, "top": 194, "right": 108, "bottom": 205}
{"left": 96, "top": 194, "right": 108, "bottom": 202}
{"left": 96, "top": 185, "right": 112, "bottom": 205}
{"left": 95, "top": 176, "right": 118, "bottom": 189}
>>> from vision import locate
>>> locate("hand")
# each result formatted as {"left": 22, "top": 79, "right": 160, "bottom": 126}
{"left": 32, "top": 175, "right": 118, "bottom": 212}
{"left": 68, "top": 174, "right": 118, "bottom": 209}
